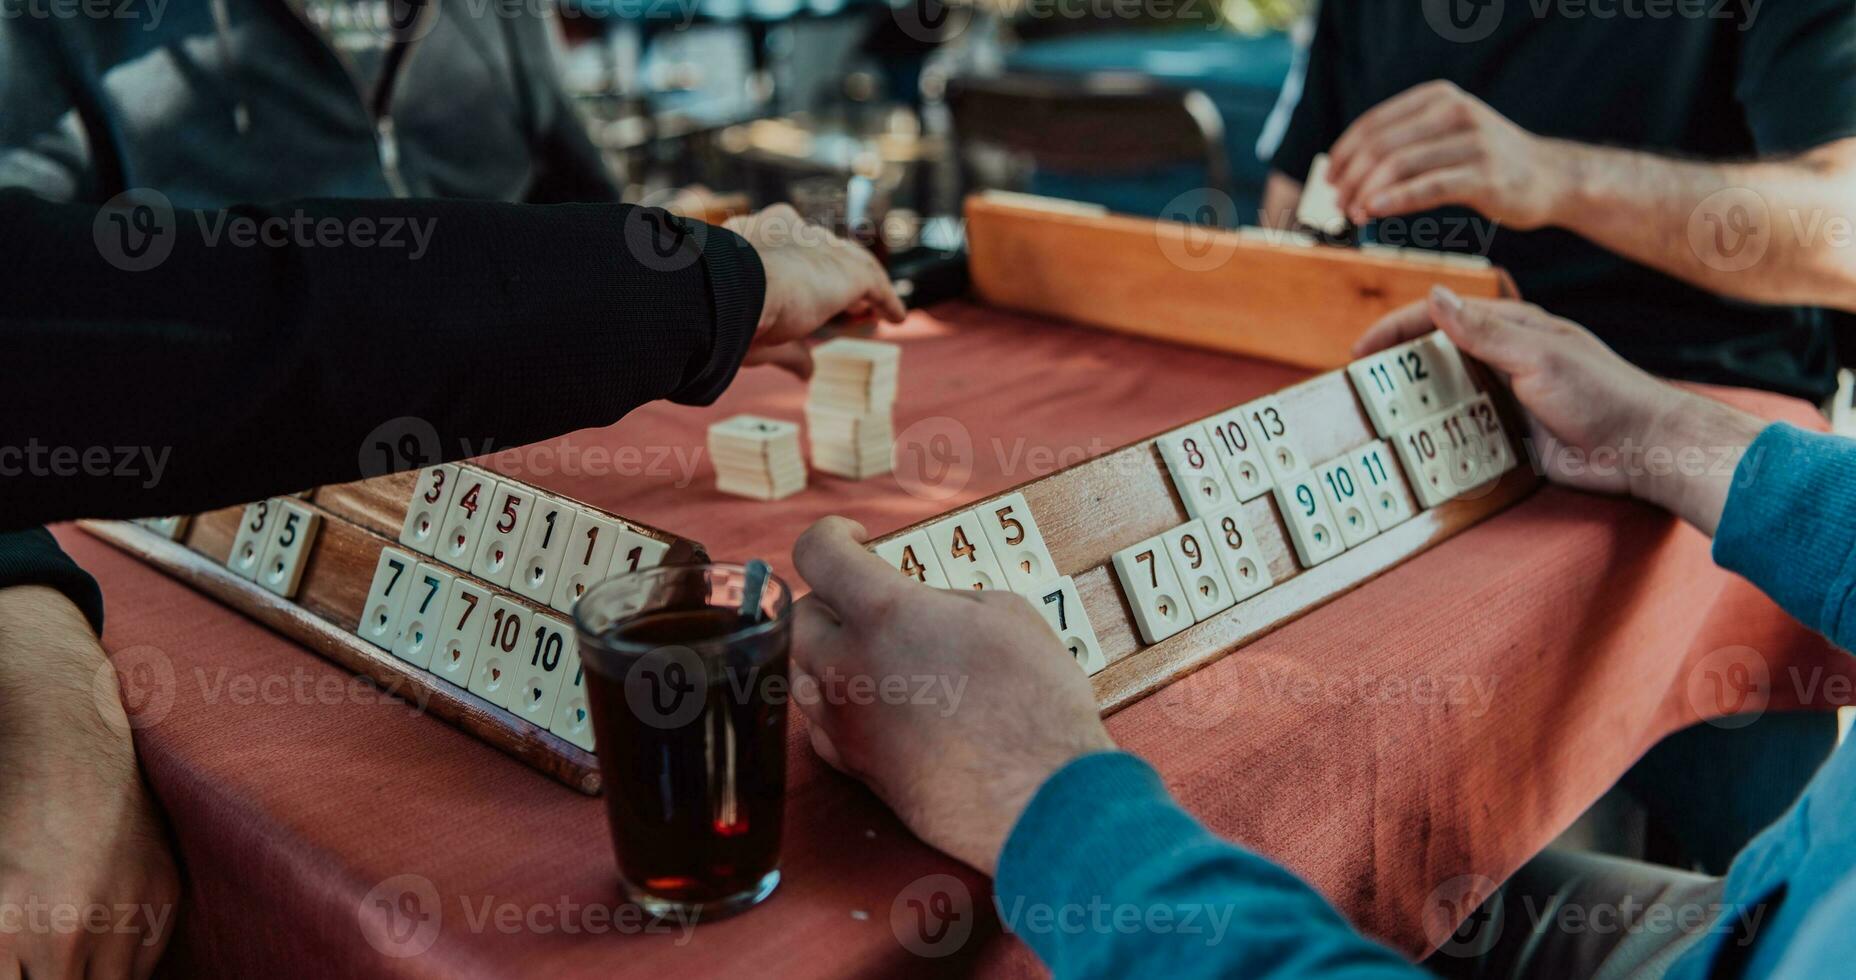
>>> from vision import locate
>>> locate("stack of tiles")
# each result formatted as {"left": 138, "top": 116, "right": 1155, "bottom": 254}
{"left": 708, "top": 415, "right": 806, "bottom": 500}
{"left": 806, "top": 338, "right": 899, "bottom": 480}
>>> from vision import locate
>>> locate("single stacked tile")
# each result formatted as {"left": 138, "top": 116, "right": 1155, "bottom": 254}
{"left": 806, "top": 339, "right": 899, "bottom": 480}
{"left": 708, "top": 415, "right": 806, "bottom": 500}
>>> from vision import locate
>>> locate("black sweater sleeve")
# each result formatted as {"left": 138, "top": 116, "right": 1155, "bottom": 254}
{"left": 0, "top": 190, "right": 765, "bottom": 531}
{"left": 0, "top": 529, "right": 105, "bottom": 634}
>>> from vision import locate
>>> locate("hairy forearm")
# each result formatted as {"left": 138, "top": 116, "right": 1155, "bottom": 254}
{"left": 0, "top": 586, "right": 134, "bottom": 779}
{"left": 1549, "top": 138, "right": 1856, "bottom": 312}
{"left": 1629, "top": 393, "right": 1771, "bottom": 539}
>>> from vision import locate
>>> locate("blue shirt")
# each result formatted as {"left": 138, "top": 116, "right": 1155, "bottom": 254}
{"left": 997, "top": 422, "right": 1856, "bottom": 978}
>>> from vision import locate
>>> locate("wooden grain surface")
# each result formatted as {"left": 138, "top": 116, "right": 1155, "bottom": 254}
{"left": 964, "top": 193, "right": 1518, "bottom": 371}
{"left": 872, "top": 358, "right": 1540, "bottom": 713}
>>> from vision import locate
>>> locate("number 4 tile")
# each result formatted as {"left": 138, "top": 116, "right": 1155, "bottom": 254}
{"left": 1028, "top": 576, "right": 1107, "bottom": 675}
{"left": 1113, "top": 535, "right": 1193, "bottom": 644}
{"left": 926, "top": 510, "right": 1010, "bottom": 591}
{"left": 873, "top": 529, "right": 952, "bottom": 588}
{"left": 433, "top": 470, "right": 495, "bottom": 571}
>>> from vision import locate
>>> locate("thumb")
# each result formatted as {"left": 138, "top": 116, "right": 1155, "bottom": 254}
{"left": 792, "top": 516, "right": 917, "bottom": 621}
{"left": 1429, "top": 286, "right": 1531, "bottom": 378}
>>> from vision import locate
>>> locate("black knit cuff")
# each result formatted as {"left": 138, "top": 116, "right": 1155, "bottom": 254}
{"left": 673, "top": 220, "right": 767, "bottom": 405}
{"left": 0, "top": 528, "right": 105, "bottom": 634}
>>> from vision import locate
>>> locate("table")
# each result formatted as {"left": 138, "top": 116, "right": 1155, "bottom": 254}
{"left": 68, "top": 300, "right": 1852, "bottom": 977}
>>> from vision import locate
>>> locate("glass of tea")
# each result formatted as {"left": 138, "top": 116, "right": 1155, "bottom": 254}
{"left": 573, "top": 563, "right": 792, "bottom": 920}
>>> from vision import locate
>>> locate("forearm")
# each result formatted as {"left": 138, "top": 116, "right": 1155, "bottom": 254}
{"left": 0, "top": 586, "right": 134, "bottom": 782}
{"left": 1629, "top": 391, "right": 1772, "bottom": 538}
{"left": 0, "top": 191, "right": 763, "bottom": 529}
{"left": 1548, "top": 138, "right": 1856, "bottom": 312}
{"left": 998, "top": 753, "right": 1418, "bottom": 979}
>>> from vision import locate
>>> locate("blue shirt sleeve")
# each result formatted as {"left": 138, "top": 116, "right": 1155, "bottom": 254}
{"left": 1713, "top": 422, "right": 1856, "bottom": 650}
{"left": 996, "top": 752, "right": 1419, "bottom": 978}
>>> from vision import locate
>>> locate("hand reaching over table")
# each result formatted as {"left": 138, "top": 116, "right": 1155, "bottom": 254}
{"left": 728, "top": 205, "right": 907, "bottom": 381}
{"left": 788, "top": 517, "right": 1113, "bottom": 875}
{"left": 1355, "top": 286, "right": 1768, "bottom": 535}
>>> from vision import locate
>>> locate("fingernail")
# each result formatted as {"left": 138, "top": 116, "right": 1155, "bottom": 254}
{"left": 1431, "top": 285, "right": 1465, "bottom": 312}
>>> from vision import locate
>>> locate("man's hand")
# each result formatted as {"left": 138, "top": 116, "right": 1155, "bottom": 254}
{"left": 790, "top": 518, "right": 1114, "bottom": 875}
{"left": 726, "top": 205, "right": 906, "bottom": 379}
{"left": 0, "top": 587, "right": 179, "bottom": 980}
{"left": 1355, "top": 287, "right": 1768, "bottom": 534}
{"left": 1327, "top": 81, "right": 1572, "bottom": 231}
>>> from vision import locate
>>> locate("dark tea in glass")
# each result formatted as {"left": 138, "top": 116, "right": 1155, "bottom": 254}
{"left": 574, "top": 564, "right": 791, "bottom": 919}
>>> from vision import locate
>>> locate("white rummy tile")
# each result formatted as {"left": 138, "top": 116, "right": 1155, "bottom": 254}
{"left": 1350, "top": 441, "right": 1417, "bottom": 532}
{"left": 468, "top": 595, "right": 530, "bottom": 709}
{"left": 1156, "top": 423, "right": 1240, "bottom": 518}
{"left": 509, "top": 492, "right": 575, "bottom": 606}
{"left": 398, "top": 464, "right": 458, "bottom": 556}
{"left": 1393, "top": 416, "right": 1456, "bottom": 508}
{"left": 1027, "top": 576, "right": 1107, "bottom": 675}
{"left": 429, "top": 577, "right": 493, "bottom": 688}
{"left": 254, "top": 499, "right": 320, "bottom": 598}
{"left": 506, "top": 611, "right": 574, "bottom": 729}
{"left": 1462, "top": 394, "right": 1518, "bottom": 477}
{"left": 872, "top": 529, "right": 951, "bottom": 588}
{"left": 226, "top": 500, "right": 277, "bottom": 581}
{"left": 925, "top": 510, "right": 1011, "bottom": 592}
{"left": 607, "top": 528, "right": 671, "bottom": 579}
{"left": 1113, "top": 534, "right": 1193, "bottom": 644}
{"left": 1236, "top": 395, "right": 1306, "bottom": 482}
{"left": 548, "top": 646, "right": 597, "bottom": 751}
{"left": 357, "top": 546, "right": 420, "bottom": 651}
{"left": 1314, "top": 457, "right": 1380, "bottom": 548}
{"left": 1274, "top": 473, "right": 1346, "bottom": 567}
{"left": 432, "top": 469, "right": 495, "bottom": 572}
{"left": 390, "top": 562, "right": 455, "bottom": 669}
{"left": 1201, "top": 408, "right": 1274, "bottom": 500}
{"left": 975, "top": 492, "right": 1058, "bottom": 594}
{"left": 1160, "top": 519, "right": 1237, "bottom": 621}
{"left": 470, "top": 482, "right": 535, "bottom": 587}
{"left": 1348, "top": 355, "right": 1419, "bottom": 439}
{"left": 1201, "top": 505, "right": 1275, "bottom": 602}
{"left": 550, "top": 508, "right": 620, "bottom": 614}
